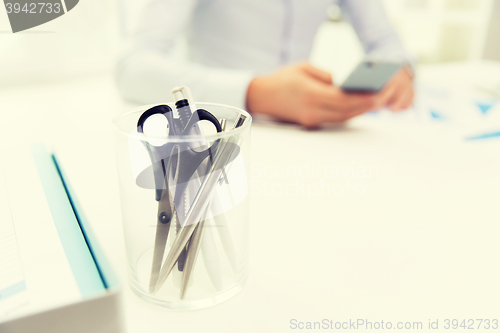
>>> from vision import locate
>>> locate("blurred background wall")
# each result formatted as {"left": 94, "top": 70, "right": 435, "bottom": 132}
{"left": 311, "top": 0, "right": 497, "bottom": 82}
{"left": 0, "top": 0, "right": 498, "bottom": 89}
{"left": 483, "top": 0, "right": 500, "bottom": 61}
{"left": 0, "top": 0, "right": 119, "bottom": 88}
{"left": 383, "top": 0, "right": 496, "bottom": 63}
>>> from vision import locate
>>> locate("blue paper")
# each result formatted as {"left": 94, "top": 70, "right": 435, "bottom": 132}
{"left": 0, "top": 281, "right": 26, "bottom": 300}
{"left": 30, "top": 144, "right": 105, "bottom": 298}
{"left": 475, "top": 101, "right": 495, "bottom": 115}
{"left": 430, "top": 109, "right": 445, "bottom": 120}
{"left": 465, "top": 131, "right": 500, "bottom": 141}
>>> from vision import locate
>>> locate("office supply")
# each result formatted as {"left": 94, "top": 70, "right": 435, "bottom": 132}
{"left": 0, "top": 175, "right": 26, "bottom": 316}
{"left": 199, "top": 117, "right": 227, "bottom": 290}
{"left": 232, "top": 115, "right": 248, "bottom": 129}
{"left": 147, "top": 160, "right": 175, "bottom": 293}
{"left": 137, "top": 98, "right": 223, "bottom": 295}
{"left": 209, "top": 115, "right": 248, "bottom": 274}
{"left": 362, "top": 80, "right": 500, "bottom": 143}
{"left": 475, "top": 101, "right": 496, "bottom": 115}
{"left": 152, "top": 113, "right": 247, "bottom": 295}
{"left": 178, "top": 116, "right": 247, "bottom": 298}
{"left": 161, "top": 87, "right": 240, "bottom": 295}
{"left": 4, "top": 59, "right": 497, "bottom": 330}
{"left": 204, "top": 114, "right": 240, "bottom": 275}
{"left": 169, "top": 87, "right": 222, "bottom": 288}
{"left": 177, "top": 114, "right": 247, "bottom": 298}
{"left": 430, "top": 109, "right": 446, "bottom": 120}
{"left": 171, "top": 86, "right": 204, "bottom": 278}
{"left": 115, "top": 99, "right": 251, "bottom": 309}
{"left": 465, "top": 130, "right": 500, "bottom": 140}
{"left": 154, "top": 134, "right": 243, "bottom": 295}
{"left": 180, "top": 207, "right": 209, "bottom": 299}
{"left": 0, "top": 144, "right": 121, "bottom": 333}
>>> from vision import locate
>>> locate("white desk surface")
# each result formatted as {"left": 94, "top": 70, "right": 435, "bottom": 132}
{"left": 1, "top": 61, "right": 500, "bottom": 332}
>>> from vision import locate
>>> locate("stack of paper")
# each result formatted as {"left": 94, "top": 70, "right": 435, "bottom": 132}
{"left": 0, "top": 144, "right": 114, "bottom": 331}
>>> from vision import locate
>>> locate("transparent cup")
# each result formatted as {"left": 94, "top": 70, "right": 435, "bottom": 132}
{"left": 113, "top": 103, "right": 251, "bottom": 310}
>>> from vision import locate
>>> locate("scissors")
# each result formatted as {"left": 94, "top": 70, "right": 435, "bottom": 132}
{"left": 136, "top": 104, "right": 222, "bottom": 293}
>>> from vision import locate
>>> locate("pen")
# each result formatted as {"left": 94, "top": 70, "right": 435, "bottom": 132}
{"left": 171, "top": 87, "right": 196, "bottom": 274}
{"left": 171, "top": 86, "right": 224, "bottom": 291}
{"left": 180, "top": 206, "right": 210, "bottom": 299}
{"left": 154, "top": 135, "right": 243, "bottom": 294}
{"left": 180, "top": 115, "right": 247, "bottom": 296}
{"left": 212, "top": 115, "right": 247, "bottom": 273}
{"left": 198, "top": 118, "right": 226, "bottom": 291}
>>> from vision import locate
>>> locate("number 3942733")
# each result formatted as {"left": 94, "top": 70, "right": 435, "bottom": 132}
{"left": 5, "top": 3, "right": 62, "bottom": 14}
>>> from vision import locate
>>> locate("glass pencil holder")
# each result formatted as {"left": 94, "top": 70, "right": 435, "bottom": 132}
{"left": 113, "top": 102, "right": 251, "bottom": 310}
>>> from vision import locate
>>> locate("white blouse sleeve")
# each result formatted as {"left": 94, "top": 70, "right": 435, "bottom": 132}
{"left": 340, "top": 0, "right": 415, "bottom": 66}
{"left": 115, "top": 0, "right": 254, "bottom": 109}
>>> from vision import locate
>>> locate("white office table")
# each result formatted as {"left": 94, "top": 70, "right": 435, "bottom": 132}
{"left": 1, "top": 61, "right": 499, "bottom": 332}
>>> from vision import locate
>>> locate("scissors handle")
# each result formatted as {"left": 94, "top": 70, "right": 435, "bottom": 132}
{"left": 137, "top": 105, "right": 175, "bottom": 134}
{"left": 137, "top": 105, "right": 222, "bottom": 136}
{"left": 136, "top": 105, "right": 223, "bottom": 202}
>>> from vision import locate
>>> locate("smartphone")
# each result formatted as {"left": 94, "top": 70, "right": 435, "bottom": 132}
{"left": 340, "top": 61, "right": 402, "bottom": 93}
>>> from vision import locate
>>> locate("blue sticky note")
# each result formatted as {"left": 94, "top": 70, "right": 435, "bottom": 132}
{"left": 465, "top": 131, "right": 500, "bottom": 141}
{"left": 430, "top": 109, "right": 445, "bottom": 120}
{"left": 475, "top": 102, "right": 494, "bottom": 115}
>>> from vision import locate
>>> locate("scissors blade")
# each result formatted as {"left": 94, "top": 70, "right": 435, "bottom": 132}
{"left": 180, "top": 205, "right": 210, "bottom": 299}
{"left": 148, "top": 215, "right": 171, "bottom": 293}
{"left": 148, "top": 172, "right": 176, "bottom": 294}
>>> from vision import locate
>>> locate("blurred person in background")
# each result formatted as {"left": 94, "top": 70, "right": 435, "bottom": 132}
{"left": 116, "top": 0, "right": 414, "bottom": 128}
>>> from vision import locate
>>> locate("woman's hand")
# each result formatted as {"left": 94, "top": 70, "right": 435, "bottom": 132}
{"left": 376, "top": 67, "right": 414, "bottom": 111}
{"left": 246, "top": 62, "right": 380, "bottom": 128}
